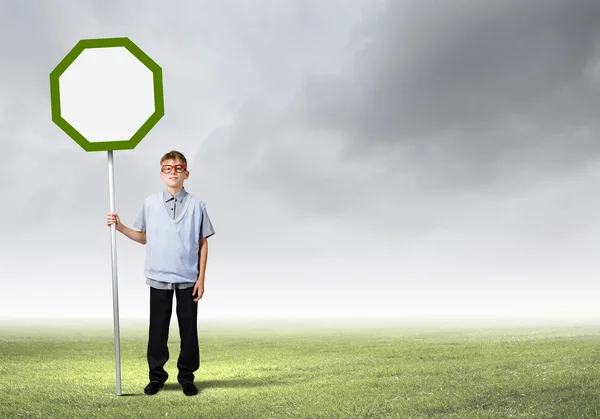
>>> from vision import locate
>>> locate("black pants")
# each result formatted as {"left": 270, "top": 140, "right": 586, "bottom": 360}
{"left": 147, "top": 286, "right": 199, "bottom": 384}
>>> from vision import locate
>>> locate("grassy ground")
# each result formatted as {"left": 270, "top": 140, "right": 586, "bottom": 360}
{"left": 0, "top": 320, "right": 598, "bottom": 418}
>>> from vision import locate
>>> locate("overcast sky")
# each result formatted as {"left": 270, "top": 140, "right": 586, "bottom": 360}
{"left": 1, "top": 0, "right": 599, "bottom": 323}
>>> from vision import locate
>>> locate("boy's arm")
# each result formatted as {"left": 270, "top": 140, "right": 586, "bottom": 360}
{"left": 108, "top": 212, "right": 146, "bottom": 244}
{"left": 193, "top": 237, "right": 208, "bottom": 302}
{"left": 123, "top": 203, "right": 147, "bottom": 244}
{"left": 117, "top": 224, "right": 147, "bottom": 245}
{"left": 193, "top": 206, "right": 215, "bottom": 302}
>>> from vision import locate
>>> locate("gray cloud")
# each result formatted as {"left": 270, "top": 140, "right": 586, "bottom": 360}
{"left": 297, "top": 1, "right": 600, "bottom": 189}
{"left": 195, "top": 0, "right": 600, "bottom": 225}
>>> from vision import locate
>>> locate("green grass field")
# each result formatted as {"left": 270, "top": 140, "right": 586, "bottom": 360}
{"left": 0, "top": 320, "right": 598, "bottom": 418}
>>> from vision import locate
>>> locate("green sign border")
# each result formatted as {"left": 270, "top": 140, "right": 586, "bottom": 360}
{"left": 50, "top": 37, "right": 164, "bottom": 152}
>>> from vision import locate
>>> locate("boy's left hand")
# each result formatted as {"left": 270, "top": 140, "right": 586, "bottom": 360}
{"left": 192, "top": 281, "right": 204, "bottom": 302}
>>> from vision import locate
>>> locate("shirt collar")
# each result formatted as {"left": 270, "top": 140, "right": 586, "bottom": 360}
{"left": 163, "top": 188, "right": 187, "bottom": 202}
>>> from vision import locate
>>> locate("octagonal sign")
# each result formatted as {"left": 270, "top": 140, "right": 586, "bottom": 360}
{"left": 50, "top": 37, "right": 164, "bottom": 151}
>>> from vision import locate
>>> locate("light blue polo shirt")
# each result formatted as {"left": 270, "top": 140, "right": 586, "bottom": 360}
{"left": 133, "top": 188, "right": 215, "bottom": 290}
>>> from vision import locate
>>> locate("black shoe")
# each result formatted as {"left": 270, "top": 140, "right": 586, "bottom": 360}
{"left": 181, "top": 381, "right": 198, "bottom": 396}
{"left": 144, "top": 381, "right": 164, "bottom": 395}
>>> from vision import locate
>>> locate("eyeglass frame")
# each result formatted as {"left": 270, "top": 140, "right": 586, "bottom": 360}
{"left": 161, "top": 163, "right": 188, "bottom": 174}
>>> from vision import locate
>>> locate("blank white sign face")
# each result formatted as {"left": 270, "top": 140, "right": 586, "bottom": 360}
{"left": 59, "top": 46, "right": 155, "bottom": 142}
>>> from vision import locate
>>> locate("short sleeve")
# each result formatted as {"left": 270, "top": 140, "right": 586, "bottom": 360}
{"left": 133, "top": 204, "right": 146, "bottom": 232}
{"left": 200, "top": 207, "right": 215, "bottom": 239}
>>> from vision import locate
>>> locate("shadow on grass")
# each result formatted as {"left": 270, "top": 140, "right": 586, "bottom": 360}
{"left": 159, "top": 378, "right": 286, "bottom": 392}
{"left": 163, "top": 383, "right": 185, "bottom": 391}
{"left": 202, "top": 378, "right": 281, "bottom": 389}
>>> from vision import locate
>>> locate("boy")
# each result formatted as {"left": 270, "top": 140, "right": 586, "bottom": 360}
{"left": 106, "top": 150, "right": 215, "bottom": 396}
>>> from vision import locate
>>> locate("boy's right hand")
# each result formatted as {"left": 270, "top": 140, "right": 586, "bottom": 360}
{"left": 107, "top": 212, "right": 121, "bottom": 231}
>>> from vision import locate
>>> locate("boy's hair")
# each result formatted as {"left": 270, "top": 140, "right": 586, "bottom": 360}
{"left": 160, "top": 150, "right": 187, "bottom": 166}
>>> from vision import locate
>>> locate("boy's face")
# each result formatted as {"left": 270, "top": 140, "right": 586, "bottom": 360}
{"left": 160, "top": 158, "right": 189, "bottom": 189}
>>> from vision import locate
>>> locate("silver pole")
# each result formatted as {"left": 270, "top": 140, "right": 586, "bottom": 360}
{"left": 107, "top": 150, "right": 122, "bottom": 396}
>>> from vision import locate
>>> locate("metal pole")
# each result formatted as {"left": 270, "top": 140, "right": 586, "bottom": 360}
{"left": 107, "top": 150, "right": 122, "bottom": 396}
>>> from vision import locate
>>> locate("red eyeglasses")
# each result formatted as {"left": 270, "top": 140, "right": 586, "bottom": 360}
{"left": 161, "top": 164, "right": 187, "bottom": 174}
